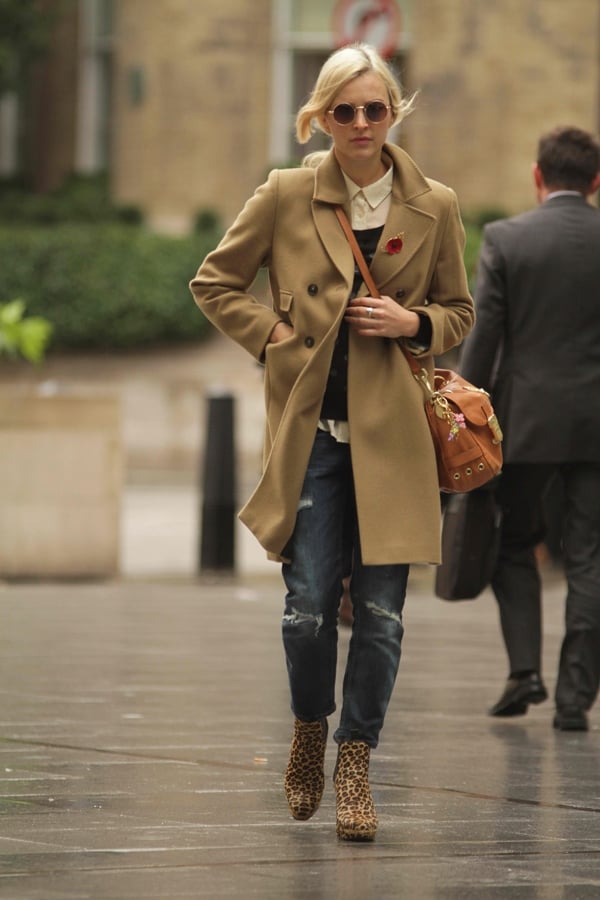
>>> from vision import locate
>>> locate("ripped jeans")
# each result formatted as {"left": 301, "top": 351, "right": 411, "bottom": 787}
{"left": 281, "top": 430, "right": 409, "bottom": 748}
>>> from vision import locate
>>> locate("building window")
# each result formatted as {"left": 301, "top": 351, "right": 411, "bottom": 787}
{"left": 75, "top": 0, "right": 113, "bottom": 173}
{"left": 0, "top": 93, "right": 18, "bottom": 176}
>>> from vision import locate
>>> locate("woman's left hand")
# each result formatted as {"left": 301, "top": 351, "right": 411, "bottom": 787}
{"left": 344, "top": 295, "right": 420, "bottom": 339}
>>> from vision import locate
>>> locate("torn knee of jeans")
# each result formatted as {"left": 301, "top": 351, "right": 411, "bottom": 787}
{"left": 364, "top": 600, "right": 403, "bottom": 624}
{"left": 296, "top": 496, "right": 313, "bottom": 512}
{"left": 283, "top": 607, "right": 323, "bottom": 636}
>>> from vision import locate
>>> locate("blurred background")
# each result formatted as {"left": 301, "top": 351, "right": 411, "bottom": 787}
{"left": 0, "top": 0, "right": 595, "bottom": 579}
{"left": 4, "top": 0, "right": 598, "bottom": 231}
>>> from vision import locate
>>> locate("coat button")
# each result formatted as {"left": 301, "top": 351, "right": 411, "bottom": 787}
{"left": 395, "top": 289, "right": 406, "bottom": 299}
{"left": 307, "top": 284, "right": 319, "bottom": 296}
{"left": 304, "top": 336, "right": 315, "bottom": 348}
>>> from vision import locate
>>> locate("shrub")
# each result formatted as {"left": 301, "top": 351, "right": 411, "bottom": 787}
{"left": 463, "top": 222, "right": 483, "bottom": 289}
{"left": 0, "top": 299, "right": 53, "bottom": 363}
{"left": 193, "top": 207, "right": 223, "bottom": 234}
{"left": 462, "top": 207, "right": 509, "bottom": 231}
{"left": 469, "top": 206, "right": 509, "bottom": 229}
{"left": 0, "top": 224, "right": 215, "bottom": 350}
{"left": 0, "top": 173, "right": 143, "bottom": 226}
{"left": 462, "top": 208, "right": 510, "bottom": 289}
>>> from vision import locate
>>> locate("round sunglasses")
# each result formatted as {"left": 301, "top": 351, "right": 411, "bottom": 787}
{"left": 327, "top": 100, "right": 391, "bottom": 126}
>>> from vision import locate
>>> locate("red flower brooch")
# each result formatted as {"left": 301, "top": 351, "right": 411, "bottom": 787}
{"left": 385, "top": 231, "right": 404, "bottom": 253}
{"left": 385, "top": 233, "right": 404, "bottom": 254}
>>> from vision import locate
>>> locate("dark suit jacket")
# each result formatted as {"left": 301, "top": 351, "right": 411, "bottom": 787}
{"left": 460, "top": 194, "right": 600, "bottom": 463}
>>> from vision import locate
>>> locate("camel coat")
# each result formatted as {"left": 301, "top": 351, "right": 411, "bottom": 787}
{"left": 190, "top": 144, "right": 474, "bottom": 564}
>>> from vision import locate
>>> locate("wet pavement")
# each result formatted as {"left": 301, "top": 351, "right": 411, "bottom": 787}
{"left": 1, "top": 565, "right": 599, "bottom": 899}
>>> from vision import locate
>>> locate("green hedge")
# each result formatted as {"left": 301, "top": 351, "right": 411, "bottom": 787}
{"left": 1, "top": 224, "right": 217, "bottom": 350}
{"left": 1, "top": 208, "right": 487, "bottom": 351}
{"left": 463, "top": 222, "right": 483, "bottom": 290}
{"left": 0, "top": 173, "right": 143, "bottom": 226}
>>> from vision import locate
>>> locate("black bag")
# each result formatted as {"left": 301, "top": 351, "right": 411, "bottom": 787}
{"left": 435, "top": 488, "right": 502, "bottom": 601}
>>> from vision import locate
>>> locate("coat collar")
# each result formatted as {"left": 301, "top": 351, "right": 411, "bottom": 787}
{"left": 313, "top": 143, "right": 432, "bottom": 206}
{"left": 311, "top": 143, "right": 437, "bottom": 293}
{"left": 341, "top": 165, "right": 393, "bottom": 211}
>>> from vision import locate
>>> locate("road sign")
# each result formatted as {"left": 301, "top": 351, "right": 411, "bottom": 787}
{"left": 332, "top": 0, "right": 403, "bottom": 59}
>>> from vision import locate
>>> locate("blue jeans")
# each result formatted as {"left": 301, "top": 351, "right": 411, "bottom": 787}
{"left": 281, "top": 430, "right": 409, "bottom": 748}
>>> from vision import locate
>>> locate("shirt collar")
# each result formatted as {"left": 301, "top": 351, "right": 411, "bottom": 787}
{"left": 545, "top": 190, "right": 583, "bottom": 201}
{"left": 342, "top": 166, "right": 393, "bottom": 210}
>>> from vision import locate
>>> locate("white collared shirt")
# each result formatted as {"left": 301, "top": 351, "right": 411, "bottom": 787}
{"left": 342, "top": 166, "right": 393, "bottom": 229}
{"left": 545, "top": 190, "right": 583, "bottom": 201}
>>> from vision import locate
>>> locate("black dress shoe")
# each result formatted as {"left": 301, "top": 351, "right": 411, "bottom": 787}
{"left": 489, "top": 673, "right": 548, "bottom": 717}
{"left": 553, "top": 706, "right": 588, "bottom": 732}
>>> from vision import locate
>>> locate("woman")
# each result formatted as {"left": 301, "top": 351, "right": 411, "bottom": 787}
{"left": 190, "top": 43, "right": 473, "bottom": 841}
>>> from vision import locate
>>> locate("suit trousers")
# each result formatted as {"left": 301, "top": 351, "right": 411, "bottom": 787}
{"left": 492, "top": 462, "right": 600, "bottom": 710}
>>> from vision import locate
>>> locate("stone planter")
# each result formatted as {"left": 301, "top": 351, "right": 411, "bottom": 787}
{"left": 0, "top": 391, "right": 122, "bottom": 578}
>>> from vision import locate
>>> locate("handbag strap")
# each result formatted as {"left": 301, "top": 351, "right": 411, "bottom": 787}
{"left": 334, "top": 205, "right": 422, "bottom": 379}
{"left": 334, "top": 206, "right": 381, "bottom": 299}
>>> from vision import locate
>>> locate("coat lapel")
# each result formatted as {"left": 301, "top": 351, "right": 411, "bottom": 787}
{"left": 371, "top": 201, "right": 435, "bottom": 293}
{"left": 310, "top": 143, "right": 439, "bottom": 297}
{"left": 368, "top": 145, "right": 434, "bottom": 293}
{"left": 311, "top": 151, "right": 355, "bottom": 288}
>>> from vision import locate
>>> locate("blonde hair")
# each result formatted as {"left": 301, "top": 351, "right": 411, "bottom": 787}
{"left": 295, "top": 43, "right": 416, "bottom": 145}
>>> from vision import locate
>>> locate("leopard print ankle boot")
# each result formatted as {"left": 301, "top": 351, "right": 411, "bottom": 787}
{"left": 284, "top": 718, "right": 328, "bottom": 821}
{"left": 334, "top": 740, "right": 378, "bottom": 841}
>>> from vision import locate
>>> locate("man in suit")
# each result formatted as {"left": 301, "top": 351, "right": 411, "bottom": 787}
{"left": 460, "top": 125, "right": 600, "bottom": 731}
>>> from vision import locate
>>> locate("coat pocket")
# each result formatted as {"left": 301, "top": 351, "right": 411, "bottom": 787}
{"left": 277, "top": 290, "right": 294, "bottom": 322}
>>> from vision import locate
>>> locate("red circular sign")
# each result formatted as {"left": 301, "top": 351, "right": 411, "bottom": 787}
{"left": 332, "top": 0, "right": 403, "bottom": 58}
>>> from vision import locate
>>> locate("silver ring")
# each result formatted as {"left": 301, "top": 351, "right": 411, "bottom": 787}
{"left": 367, "top": 307, "right": 374, "bottom": 318}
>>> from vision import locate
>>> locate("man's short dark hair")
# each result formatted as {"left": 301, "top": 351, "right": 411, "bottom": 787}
{"left": 537, "top": 126, "right": 600, "bottom": 193}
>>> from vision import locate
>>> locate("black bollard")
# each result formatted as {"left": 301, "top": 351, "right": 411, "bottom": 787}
{"left": 199, "top": 390, "right": 236, "bottom": 572}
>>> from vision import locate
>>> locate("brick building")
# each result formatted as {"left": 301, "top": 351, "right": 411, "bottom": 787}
{"left": 4, "top": 0, "right": 599, "bottom": 232}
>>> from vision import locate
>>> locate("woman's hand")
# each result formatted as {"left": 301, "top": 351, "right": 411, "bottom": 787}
{"left": 344, "top": 295, "right": 420, "bottom": 339}
{"left": 268, "top": 321, "right": 294, "bottom": 344}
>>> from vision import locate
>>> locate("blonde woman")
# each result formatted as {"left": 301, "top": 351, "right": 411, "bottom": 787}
{"left": 190, "top": 43, "right": 473, "bottom": 841}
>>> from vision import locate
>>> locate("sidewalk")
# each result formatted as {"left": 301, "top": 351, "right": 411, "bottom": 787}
{"left": 120, "top": 480, "right": 273, "bottom": 578}
{"left": 0, "top": 569, "right": 598, "bottom": 898}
